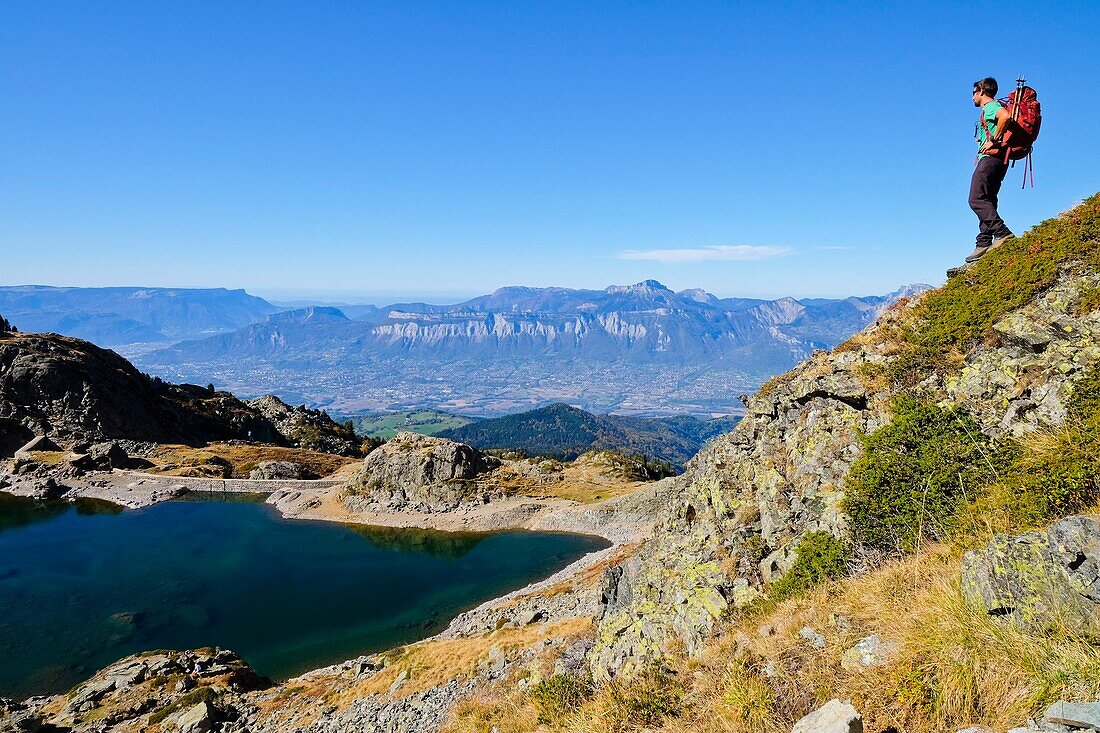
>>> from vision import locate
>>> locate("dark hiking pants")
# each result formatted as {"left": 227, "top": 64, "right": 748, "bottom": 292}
{"left": 969, "top": 156, "right": 1012, "bottom": 245}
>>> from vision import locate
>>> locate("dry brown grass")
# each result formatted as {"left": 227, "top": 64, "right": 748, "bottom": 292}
{"left": 143, "top": 442, "right": 356, "bottom": 479}
{"left": 27, "top": 450, "right": 67, "bottom": 466}
{"left": 445, "top": 541, "right": 1100, "bottom": 733}
{"left": 483, "top": 455, "right": 647, "bottom": 504}
{"left": 257, "top": 617, "right": 594, "bottom": 726}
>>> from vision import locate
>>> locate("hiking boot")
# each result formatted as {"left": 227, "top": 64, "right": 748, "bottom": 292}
{"left": 991, "top": 232, "right": 1015, "bottom": 248}
{"left": 965, "top": 243, "right": 991, "bottom": 263}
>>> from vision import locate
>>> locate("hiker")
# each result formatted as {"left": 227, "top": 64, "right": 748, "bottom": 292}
{"left": 966, "top": 77, "right": 1015, "bottom": 263}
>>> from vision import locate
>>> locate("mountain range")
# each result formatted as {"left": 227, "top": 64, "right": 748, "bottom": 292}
{"left": 133, "top": 280, "right": 928, "bottom": 415}
{"left": 0, "top": 281, "right": 928, "bottom": 415}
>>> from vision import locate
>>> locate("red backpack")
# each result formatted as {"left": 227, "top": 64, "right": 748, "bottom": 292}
{"left": 994, "top": 78, "right": 1041, "bottom": 186}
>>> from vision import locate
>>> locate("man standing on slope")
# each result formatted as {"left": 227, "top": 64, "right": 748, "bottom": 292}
{"left": 965, "top": 77, "right": 1015, "bottom": 263}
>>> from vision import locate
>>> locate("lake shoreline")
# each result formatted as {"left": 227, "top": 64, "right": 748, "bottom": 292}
{"left": 0, "top": 464, "right": 664, "bottom": 718}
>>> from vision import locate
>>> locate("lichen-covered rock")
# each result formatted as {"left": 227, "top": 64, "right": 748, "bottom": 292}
{"left": 31, "top": 648, "right": 269, "bottom": 732}
{"left": 589, "top": 345, "right": 892, "bottom": 679}
{"left": 961, "top": 515, "right": 1100, "bottom": 629}
{"left": 839, "top": 635, "right": 896, "bottom": 670}
{"left": 590, "top": 266, "right": 1100, "bottom": 680}
{"left": 342, "top": 432, "right": 501, "bottom": 513}
{"left": 947, "top": 270, "right": 1100, "bottom": 436}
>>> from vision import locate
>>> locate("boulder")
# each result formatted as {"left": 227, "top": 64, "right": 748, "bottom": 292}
{"left": 343, "top": 432, "right": 500, "bottom": 512}
{"left": 249, "top": 460, "right": 306, "bottom": 480}
{"left": 791, "top": 699, "right": 863, "bottom": 733}
{"left": 69, "top": 442, "right": 129, "bottom": 472}
{"left": 176, "top": 701, "right": 214, "bottom": 733}
{"left": 961, "top": 516, "right": 1100, "bottom": 629}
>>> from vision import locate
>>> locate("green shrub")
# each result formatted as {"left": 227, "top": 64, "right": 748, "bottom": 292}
{"left": 844, "top": 396, "right": 1005, "bottom": 553}
{"left": 528, "top": 674, "right": 592, "bottom": 723}
{"left": 770, "top": 531, "right": 850, "bottom": 600}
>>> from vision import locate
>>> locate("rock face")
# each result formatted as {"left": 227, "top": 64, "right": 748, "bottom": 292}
{"left": 945, "top": 270, "right": 1100, "bottom": 436}
{"left": 246, "top": 395, "right": 360, "bottom": 456}
{"left": 590, "top": 264, "right": 1100, "bottom": 679}
{"left": 961, "top": 515, "right": 1100, "bottom": 629}
{"left": 342, "top": 432, "right": 500, "bottom": 512}
{"left": 0, "top": 330, "right": 286, "bottom": 453}
{"left": 589, "top": 344, "right": 891, "bottom": 678}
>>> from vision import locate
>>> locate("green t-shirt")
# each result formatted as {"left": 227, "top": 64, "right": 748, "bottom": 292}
{"left": 975, "top": 100, "right": 1004, "bottom": 159}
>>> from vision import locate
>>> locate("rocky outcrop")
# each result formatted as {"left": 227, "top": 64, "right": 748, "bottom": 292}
{"left": 342, "top": 432, "right": 500, "bottom": 512}
{"left": 0, "top": 330, "right": 286, "bottom": 452}
{"left": 249, "top": 459, "right": 311, "bottom": 480}
{"left": 962, "top": 515, "right": 1100, "bottom": 629}
{"left": 946, "top": 269, "right": 1100, "bottom": 436}
{"left": 246, "top": 395, "right": 360, "bottom": 456}
{"left": 590, "top": 263, "right": 1100, "bottom": 679}
{"left": 589, "top": 344, "right": 893, "bottom": 678}
{"left": 9, "top": 649, "right": 269, "bottom": 732}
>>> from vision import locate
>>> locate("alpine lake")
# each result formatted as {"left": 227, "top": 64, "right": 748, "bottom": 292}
{"left": 0, "top": 491, "right": 609, "bottom": 699}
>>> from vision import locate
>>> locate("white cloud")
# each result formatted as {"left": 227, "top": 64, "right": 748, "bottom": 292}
{"left": 616, "top": 244, "right": 792, "bottom": 264}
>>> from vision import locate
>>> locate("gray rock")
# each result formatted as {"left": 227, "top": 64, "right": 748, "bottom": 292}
{"left": 840, "top": 635, "right": 895, "bottom": 670}
{"left": 790, "top": 699, "right": 863, "bottom": 733}
{"left": 177, "top": 700, "right": 214, "bottom": 733}
{"left": 343, "top": 433, "right": 500, "bottom": 512}
{"left": 955, "top": 727, "right": 996, "bottom": 733}
{"left": 798, "top": 626, "right": 826, "bottom": 650}
{"left": 249, "top": 460, "right": 306, "bottom": 480}
{"left": 1044, "top": 700, "right": 1100, "bottom": 729}
{"left": 69, "top": 442, "right": 129, "bottom": 472}
{"left": 961, "top": 516, "right": 1100, "bottom": 629}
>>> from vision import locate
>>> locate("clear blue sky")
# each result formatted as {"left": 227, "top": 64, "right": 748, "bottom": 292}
{"left": 2, "top": 1, "right": 1098, "bottom": 301}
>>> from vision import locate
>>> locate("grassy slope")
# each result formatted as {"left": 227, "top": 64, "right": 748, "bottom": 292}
{"left": 442, "top": 194, "right": 1100, "bottom": 732}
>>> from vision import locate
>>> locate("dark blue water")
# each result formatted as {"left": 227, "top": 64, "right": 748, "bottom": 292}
{"left": 0, "top": 492, "right": 608, "bottom": 699}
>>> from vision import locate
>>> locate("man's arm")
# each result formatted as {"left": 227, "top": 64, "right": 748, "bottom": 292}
{"left": 980, "top": 106, "right": 1013, "bottom": 153}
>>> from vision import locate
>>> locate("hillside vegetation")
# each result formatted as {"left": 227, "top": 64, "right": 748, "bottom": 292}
{"left": 443, "top": 194, "right": 1100, "bottom": 733}
{"left": 437, "top": 403, "right": 738, "bottom": 469}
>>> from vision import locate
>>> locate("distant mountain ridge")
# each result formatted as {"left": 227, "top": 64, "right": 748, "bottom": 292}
{"left": 1, "top": 281, "right": 929, "bottom": 415}
{"left": 149, "top": 281, "right": 929, "bottom": 368}
{"left": 0, "top": 286, "right": 280, "bottom": 345}
{"left": 436, "top": 403, "right": 739, "bottom": 468}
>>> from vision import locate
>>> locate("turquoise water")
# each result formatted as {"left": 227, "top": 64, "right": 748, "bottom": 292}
{"left": 0, "top": 492, "right": 608, "bottom": 699}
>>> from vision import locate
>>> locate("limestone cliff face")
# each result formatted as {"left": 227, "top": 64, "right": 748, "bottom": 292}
{"left": 590, "top": 264, "right": 1100, "bottom": 678}
{"left": 342, "top": 432, "right": 501, "bottom": 512}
